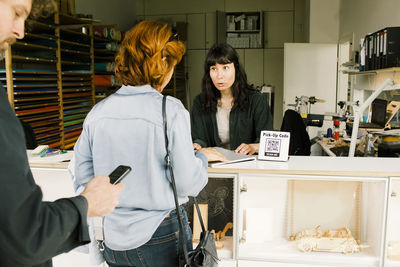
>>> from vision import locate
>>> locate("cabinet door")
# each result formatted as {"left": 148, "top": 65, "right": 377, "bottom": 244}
{"left": 187, "top": 14, "right": 206, "bottom": 49}
{"left": 244, "top": 49, "right": 264, "bottom": 88}
{"left": 283, "top": 43, "right": 337, "bottom": 115}
{"left": 187, "top": 50, "right": 206, "bottom": 109}
{"left": 264, "top": 49, "right": 284, "bottom": 130}
{"left": 144, "top": 14, "right": 187, "bottom": 23}
{"left": 264, "top": 11, "right": 294, "bottom": 48}
{"left": 386, "top": 177, "right": 400, "bottom": 265}
{"left": 206, "top": 12, "right": 217, "bottom": 49}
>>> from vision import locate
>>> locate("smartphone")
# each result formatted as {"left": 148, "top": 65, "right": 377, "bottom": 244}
{"left": 109, "top": 165, "right": 132, "bottom": 184}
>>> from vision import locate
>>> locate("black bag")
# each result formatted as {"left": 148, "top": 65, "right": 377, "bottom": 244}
{"left": 162, "top": 95, "right": 219, "bottom": 267}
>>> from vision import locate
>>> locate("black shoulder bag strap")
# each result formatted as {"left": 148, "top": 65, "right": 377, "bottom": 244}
{"left": 162, "top": 95, "right": 207, "bottom": 266}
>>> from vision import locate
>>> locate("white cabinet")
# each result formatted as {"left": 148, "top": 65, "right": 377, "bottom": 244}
{"left": 206, "top": 156, "right": 400, "bottom": 266}
{"left": 235, "top": 174, "right": 387, "bottom": 266}
{"left": 29, "top": 155, "right": 400, "bottom": 266}
{"left": 283, "top": 43, "right": 338, "bottom": 115}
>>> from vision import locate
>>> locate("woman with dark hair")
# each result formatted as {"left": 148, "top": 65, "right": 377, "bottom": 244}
{"left": 191, "top": 43, "right": 273, "bottom": 155}
{"left": 71, "top": 20, "right": 225, "bottom": 267}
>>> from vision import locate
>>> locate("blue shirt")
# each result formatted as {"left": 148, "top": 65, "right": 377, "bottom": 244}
{"left": 70, "top": 85, "right": 208, "bottom": 250}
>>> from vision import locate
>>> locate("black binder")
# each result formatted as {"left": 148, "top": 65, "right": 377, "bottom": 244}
{"left": 363, "top": 27, "right": 400, "bottom": 70}
{"left": 382, "top": 27, "right": 400, "bottom": 69}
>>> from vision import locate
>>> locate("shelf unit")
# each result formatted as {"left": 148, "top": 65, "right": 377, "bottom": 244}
{"left": 2, "top": 13, "right": 95, "bottom": 149}
{"left": 163, "top": 58, "right": 188, "bottom": 108}
{"left": 345, "top": 68, "right": 400, "bottom": 156}
{"left": 217, "top": 11, "right": 264, "bottom": 49}
{"left": 93, "top": 24, "right": 123, "bottom": 102}
{"left": 162, "top": 21, "right": 189, "bottom": 108}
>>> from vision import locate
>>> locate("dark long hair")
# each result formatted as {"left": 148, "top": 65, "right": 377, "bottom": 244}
{"left": 200, "top": 43, "right": 254, "bottom": 112}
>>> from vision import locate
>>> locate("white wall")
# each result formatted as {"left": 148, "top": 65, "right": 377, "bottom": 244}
{"left": 308, "top": 0, "right": 340, "bottom": 43}
{"left": 75, "top": 0, "right": 137, "bottom": 31}
{"left": 340, "top": 0, "right": 400, "bottom": 51}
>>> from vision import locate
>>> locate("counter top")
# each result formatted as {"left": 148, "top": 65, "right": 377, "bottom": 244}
{"left": 27, "top": 150, "right": 400, "bottom": 178}
{"left": 27, "top": 150, "right": 72, "bottom": 169}
{"left": 208, "top": 156, "right": 400, "bottom": 177}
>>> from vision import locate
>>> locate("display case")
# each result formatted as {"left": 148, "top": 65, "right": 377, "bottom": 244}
{"left": 236, "top": 174, "right": 387, "bottom": 266}
{"left": 28, "top": 154, "right": 400, "bottom": 267}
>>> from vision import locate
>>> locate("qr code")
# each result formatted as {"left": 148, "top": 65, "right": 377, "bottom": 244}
{"left": 265, "top": 139, "right": 281, "bottom": 155}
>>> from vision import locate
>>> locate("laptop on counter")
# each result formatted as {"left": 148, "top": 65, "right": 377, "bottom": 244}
{"left": 209, "top": 147, "right": 256, "bottom": 167}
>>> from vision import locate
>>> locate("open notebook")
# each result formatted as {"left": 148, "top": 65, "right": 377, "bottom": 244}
{"left": 209, "top": 147, "right": 256, "bottom": 167}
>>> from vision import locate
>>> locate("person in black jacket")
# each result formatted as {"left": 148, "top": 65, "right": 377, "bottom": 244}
{"left": 191, "top": 43, "right": 273, "bottom": 155}
{"left": 0, "top": 1, "right": 125, "bottom": 266}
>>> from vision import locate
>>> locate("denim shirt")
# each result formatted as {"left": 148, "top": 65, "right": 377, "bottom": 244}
{"left": 69, "top": 85, "right": 208, "bottom": 251}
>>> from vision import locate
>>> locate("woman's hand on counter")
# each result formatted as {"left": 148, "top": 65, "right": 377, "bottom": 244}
{"left": 235, "top": 143, "right": 259, "bottom": 155}
{"left": 198, "top": 147, "right": 228, "bottom": 163}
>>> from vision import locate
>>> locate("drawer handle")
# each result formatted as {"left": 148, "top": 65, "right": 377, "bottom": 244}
{"left": 240, "top": 184, "right": 247, "bottom": 193}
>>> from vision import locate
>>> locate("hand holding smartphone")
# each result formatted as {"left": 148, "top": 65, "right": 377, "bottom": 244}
{"left": 109, "top": 165, "right": 132, "bottom": 184}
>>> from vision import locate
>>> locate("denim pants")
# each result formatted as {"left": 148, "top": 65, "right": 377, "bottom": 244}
{"left": 104, "top": 206, "right": 192, "bottom": 267}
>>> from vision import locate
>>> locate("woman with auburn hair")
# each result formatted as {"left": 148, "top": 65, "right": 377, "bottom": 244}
{"left": 191, "top": 43, "right": 273, "bottom": 155}
{"left": 70, "top": 20, "right": 224, "bottom": 266}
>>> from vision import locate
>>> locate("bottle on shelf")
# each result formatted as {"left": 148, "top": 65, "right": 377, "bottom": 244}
{"left": 364, "top": 134, "right": 375, "bottom": 157}
{"left": 333, "top": 120, "right": 340, "bottom": 141}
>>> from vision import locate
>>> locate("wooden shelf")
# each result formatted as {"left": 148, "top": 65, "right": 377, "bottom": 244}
{"left": 62, "top": 88, "right": 91, "bottom": 93}
{"left": 20, "top": 113, "right": 60, "bottom": 122}
{"left": 61, "top": 60, "right": 91, "bottom": 65}
{"left": 60, "top": 28, "right": 91, "bottom": 37}
{"left": 94, "top": 35, "right": 118, "bottom": 43}
{"left": 25, "top": 33, "right": 58, "bottom": 41}
{"left": 59, "top": 13, "right": 96, "bottom": 25}
{"left": 345, "top": 67, "right": 400, "bottom": 75}
{"left": 12, "top": 55, "right": 57, "bottom": 63}
{"left": 13, "top": 41, "right": 57, "bottom": 51}
{"left": 60, "top": 39, "right": 90, "bottom": 48}
{"left": 94, "top": 55, "right": 115, "bottom": 61}
{"left": 61, "top": 48, "right": 91, "bottom": 55}
{"left": 226, "top": 30, "right": 261, "bottom": 33}
{"left": 0, "top": 69, "right": 57, "bottom": 75}
{"left": 26, "top": 19, "right": 57, "bottom": 30}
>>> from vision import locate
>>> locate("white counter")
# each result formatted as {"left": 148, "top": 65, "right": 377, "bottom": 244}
{"left": 209, "top": 155, "right": 400, "bottom": 177}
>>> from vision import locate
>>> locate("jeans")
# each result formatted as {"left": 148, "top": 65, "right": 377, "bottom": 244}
{"left": 104, "top": 206, "right": 192, "bottom": 267}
